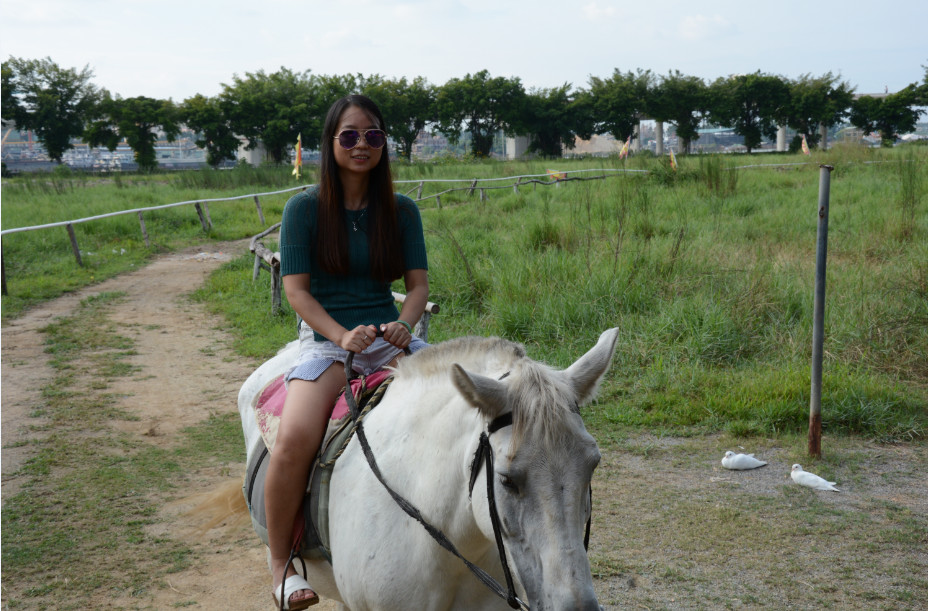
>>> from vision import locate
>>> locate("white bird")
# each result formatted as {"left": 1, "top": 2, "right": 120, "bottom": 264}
{"left": 721, "top": 451, "right": 767, "bottom": 470}
{"left": 790, "top": 464, "right": 840, "bottom": 491}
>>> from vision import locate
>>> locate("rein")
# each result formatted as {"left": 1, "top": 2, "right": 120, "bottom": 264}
{"left": 344, "top": 349, "right": 528, "bottom": 610}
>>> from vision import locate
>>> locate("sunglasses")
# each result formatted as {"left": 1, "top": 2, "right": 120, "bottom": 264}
{"left": 334, "top": 129, "right": 387, "bottom": 150}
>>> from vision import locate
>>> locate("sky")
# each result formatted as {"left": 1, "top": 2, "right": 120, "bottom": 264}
{"left": 1, "top": 0, "right": 926, "bottom": 103}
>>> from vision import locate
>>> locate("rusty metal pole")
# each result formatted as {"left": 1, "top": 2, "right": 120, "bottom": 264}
{"left": 809, "top": 164, "right": 833, "bottom": 458}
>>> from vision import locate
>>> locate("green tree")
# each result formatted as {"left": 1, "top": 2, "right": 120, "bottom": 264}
{"left": 363, "top": 75, "right": 435, "bottom": 161}
{"left": 587, "top": 69, "right": 653, "bottom": 144}
{"left": 708, "top": 72, "right": 789, "bottom": 153}
{"left": 784, "top": 73, "right": 854, "bottom": 149}
{"left": 1, "top": 56, "right": 100, "bottom": 162}
{"left": 916, "top": 63, "right": 928, "bottom": 105}
{"left": 522, "top": 84, "right": 591, "bottom": 158}
{"left": 85, "top": 95, "right": 181, "bottom": 171}
{"left": 220, "top": 68, "right": 337, "bottom": 164}
{"left": 180, "top": 94, "right": 239, "bottom": 167}
{"left": 316, "top": 73, "right": 360, "bottom": 114}
{"left": 435, "top": 70, "right": 526, "bottom": 157}
{"left": 849, "top": 86, "right": 924, "bottom": 147}
{"left": 648, "top": 71, "right": 707, "bottom": 153}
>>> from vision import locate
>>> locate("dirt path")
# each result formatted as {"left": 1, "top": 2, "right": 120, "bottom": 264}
{"left": 1, "top": 243, "right": 339, "bottom": 611}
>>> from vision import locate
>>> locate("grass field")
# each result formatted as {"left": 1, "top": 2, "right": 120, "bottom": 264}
{"left": 3, "top": 146, "right": 927, "bottom": 437}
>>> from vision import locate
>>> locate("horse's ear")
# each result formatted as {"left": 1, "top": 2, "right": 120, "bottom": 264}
{"left": 564, "top": 328, "right": 620, "bottom": 406}
{"left": 451, "top": 364, "right": 509, "bottom": 418}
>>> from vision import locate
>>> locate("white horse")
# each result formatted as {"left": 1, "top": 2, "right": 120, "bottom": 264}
{"left": 239, "top": 329, "right": 620, "bottom": 610}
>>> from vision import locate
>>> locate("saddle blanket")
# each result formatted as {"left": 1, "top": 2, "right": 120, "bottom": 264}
{"left": 254, "top": 369, "right": 392, "bottom": 452}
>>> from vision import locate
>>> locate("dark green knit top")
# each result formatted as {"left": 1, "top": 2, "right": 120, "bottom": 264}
{"left": 279, "top": 187, "right": 428, "bottom": 342}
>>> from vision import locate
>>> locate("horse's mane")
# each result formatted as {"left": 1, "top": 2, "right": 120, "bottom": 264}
{"left": 397, "top": 336, "right": 579, "bottom": 453}
{"left": 397, "top": 335, "right": 526, "bottom": 378}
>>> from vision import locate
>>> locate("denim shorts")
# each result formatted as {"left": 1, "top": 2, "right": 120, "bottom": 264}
{"left": 285, "top": 320, "right": 428, "bottom": 383}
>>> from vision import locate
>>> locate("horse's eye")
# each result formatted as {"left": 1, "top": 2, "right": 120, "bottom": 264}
{"left": 499, "top": 474, "right": 519, "bottom": 493}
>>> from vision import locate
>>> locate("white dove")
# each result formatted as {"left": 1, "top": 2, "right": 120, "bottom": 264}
{"left": 721, "top": 451, "right": 767, "bottom": 470}
{"left": 790, "top": 464, "right": 840, "bottom": 491}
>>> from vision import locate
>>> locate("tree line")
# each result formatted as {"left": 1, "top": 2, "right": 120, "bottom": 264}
{"left": 3, "top": 57, "right": 927, "bottom": 171}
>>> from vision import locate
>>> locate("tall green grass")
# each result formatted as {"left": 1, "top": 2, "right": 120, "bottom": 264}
{"left": 4, "top": 147, "right": 927, "bottom": 440}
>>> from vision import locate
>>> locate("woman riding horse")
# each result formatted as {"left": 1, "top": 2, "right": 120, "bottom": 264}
{"left": 265, "top": 94, "right": 429, "bottom": 609}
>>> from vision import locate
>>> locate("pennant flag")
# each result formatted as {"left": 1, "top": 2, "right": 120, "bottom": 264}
{"left": 801, "top": 133, "right": 810, "bottom": 155}
{"left": 669, "top": 148, "right": 678, "bottom": 171}
{"left": 547, "top": 169, "right": 566, "bottom": 181}
{"left": 618, "top": 135, "right": 631, "bottom": 159}
{"left": 292, "top": 133, "right": 303, "bottom": 178}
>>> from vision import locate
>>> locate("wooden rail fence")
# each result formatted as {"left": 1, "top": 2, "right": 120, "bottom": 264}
{"left": 2, "top": 169, "right": 640, "bottom": 296}
{"left": 1, "top": 184, "right": 311, "bottom": 295}
{"left": 2, "top": 162, "right": 856, "bottom": 297}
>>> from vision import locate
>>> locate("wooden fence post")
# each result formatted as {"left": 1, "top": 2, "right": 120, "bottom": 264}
{"left": 66, "top": 223, "right": 83, "bottom": 267}
{"left": 468, "top": 179, "right": 478, "bottom": 196}
{"left": 513, "top": 177, "right": 521, "bottom": 194}
{"left": 253, "top": 254, "right": 262, "bottom": 281}
{"left": 271, "top": 259, "right": 282, "bottom": 314}
{"left": 435, "top": 195, "right": 442, "bottom": 209}
{"left": 137, "top": 212, "right": 150, "bottom": 247}
{"left": 417, "top": 182, "right": 424, "bottom": 199}
{"left": 253, "top": 195, "right": 266, "bottom": 225}
{"left": 194, "top": 202, "right": 211, "bottom": 232}
{"left": 1, "top": 241, "right": 7, "bottom": 296}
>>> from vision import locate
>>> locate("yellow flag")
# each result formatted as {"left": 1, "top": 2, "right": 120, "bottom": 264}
{"left": 292, "top": 133, "right": 303, "bottom": 178}
{"left": 669, "top": 148, "right": 678, "bottom": 171}
{"left": 618, "top": 135, "right": 630, "bottom": 159}
{"left": 801, "top": 134, "right": 810, "bottom": 155}
{"left": 547, "top": 169, "right": 566, "bottom": 181}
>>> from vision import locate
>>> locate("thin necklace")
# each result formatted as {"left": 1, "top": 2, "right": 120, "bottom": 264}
{"left": 350, "top": 208, "right": 367, "bottom": 232}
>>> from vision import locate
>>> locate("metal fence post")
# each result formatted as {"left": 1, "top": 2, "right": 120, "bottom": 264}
{"left": 809, "top": 164, "right": 833, "bottom": 458}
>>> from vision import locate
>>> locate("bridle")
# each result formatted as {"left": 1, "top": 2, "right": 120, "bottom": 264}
{"left": 343, "top": 349, "right": 530, "bottom": 610}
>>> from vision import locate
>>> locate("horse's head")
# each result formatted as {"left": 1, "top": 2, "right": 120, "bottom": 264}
{"left": 451, "top": 328, "right": 619, "bottom": 611}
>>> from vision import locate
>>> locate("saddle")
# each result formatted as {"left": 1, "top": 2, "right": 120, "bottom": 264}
{"left": 243, "top": 371, "right": 394, "bottom": 562}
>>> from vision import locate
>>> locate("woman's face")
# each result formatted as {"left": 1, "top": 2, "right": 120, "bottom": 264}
{"left": 333, "top": 105, "right": 383, "bottom": 178}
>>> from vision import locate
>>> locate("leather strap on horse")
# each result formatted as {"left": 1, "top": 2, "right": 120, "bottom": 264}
{"left": 471, "top": 423, "right": 521, "bottom": 609}
{"left": 344, "top": 351, "right": 528, "bottom": 610}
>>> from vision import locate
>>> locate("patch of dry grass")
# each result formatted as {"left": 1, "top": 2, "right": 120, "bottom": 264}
{"left": 588, "top": 434, "right": 928, "bottom": 609}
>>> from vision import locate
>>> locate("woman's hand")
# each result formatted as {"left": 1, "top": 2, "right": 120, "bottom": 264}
{"left": 380, "top": 321, "right": 412, "bottom": 349}
{"left": 339, "top": 325, "right": 378, "bottom": 353}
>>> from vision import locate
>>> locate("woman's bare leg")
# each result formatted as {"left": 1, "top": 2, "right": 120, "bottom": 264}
{"left": 265, "top": 363, "right": 345, "bottom": 606}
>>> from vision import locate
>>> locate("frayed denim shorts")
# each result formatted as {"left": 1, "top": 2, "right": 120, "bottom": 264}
{"left": 285, "top": 320, "right": 429, "bottom": 383}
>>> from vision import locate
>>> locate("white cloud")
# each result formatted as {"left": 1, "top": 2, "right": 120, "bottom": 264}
{"left": 319, "top": 27, "right": 354, "bottom": 49}
{"left": 678, "top": 14, "right": 732, "bottom": 41}
{"left": 392, "top": 3, "right": 417, "bottom": 18}
{"left": 582, "top": 2, "right": 617, "bottom": 20}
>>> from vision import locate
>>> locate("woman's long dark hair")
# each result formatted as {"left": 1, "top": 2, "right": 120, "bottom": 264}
{"left": 316, "top": 94, "right": 404, "bottom": 282}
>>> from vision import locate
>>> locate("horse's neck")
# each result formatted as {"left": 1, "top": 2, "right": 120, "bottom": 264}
{"left": 367, "top": 376, "right": 487, "bottom": 540}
